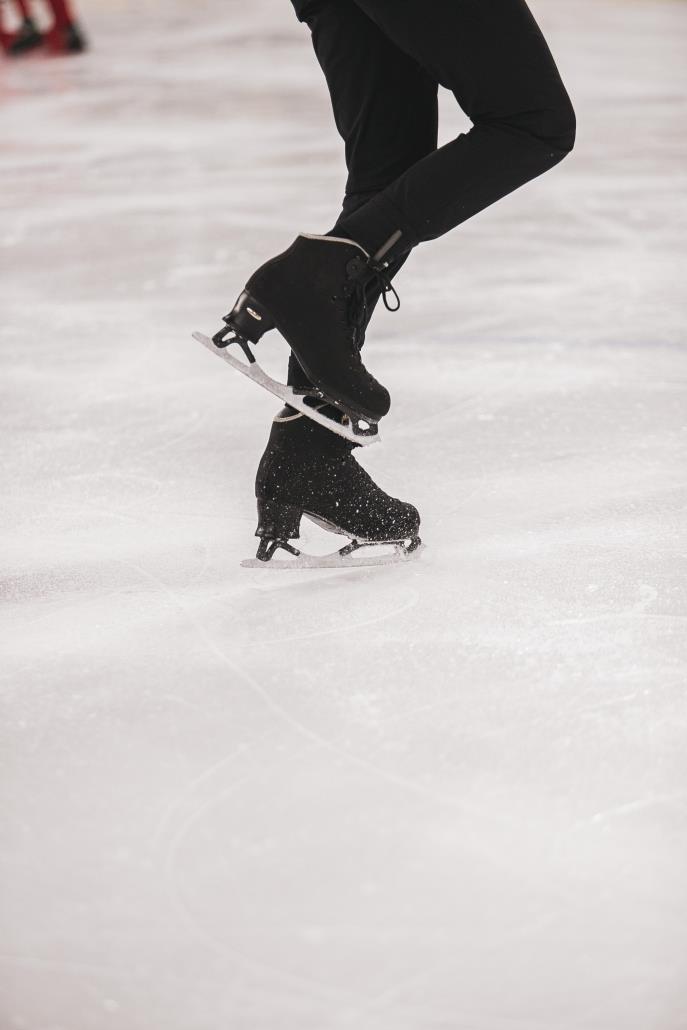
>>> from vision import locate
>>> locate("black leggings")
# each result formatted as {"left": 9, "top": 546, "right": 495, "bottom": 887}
{"left": 288, "top": 0, "right": 575, "bottom": 385}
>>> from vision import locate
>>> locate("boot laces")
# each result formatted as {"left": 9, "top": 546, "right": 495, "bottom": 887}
{"left": 346, "top": 258, "right": 401, "bottom": 350}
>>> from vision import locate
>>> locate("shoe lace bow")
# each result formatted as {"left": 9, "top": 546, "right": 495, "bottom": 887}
{"left": 345, "top": 256, "right": 401, "bottom": 350}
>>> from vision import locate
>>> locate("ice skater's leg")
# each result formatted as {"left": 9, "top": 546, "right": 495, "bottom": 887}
{"left": 45, "top": 0, "right": 72, "bottom": 28}
{"left": 304, "top": 0, "right": 438, "bottom": 205}
{"left": 287, "top": 186, "right": 415, "bottom": 391}
{"left": 288, "top": 0, "right": 438, "bottom": 390}
{"left": 43, "top": 0, "right": 87, "bottom": 52}
{"left": 2, "top": 0, "right": 42, "bottom": 54}
{"left": 334, "top": 0, "right": 576, "bottom": 258}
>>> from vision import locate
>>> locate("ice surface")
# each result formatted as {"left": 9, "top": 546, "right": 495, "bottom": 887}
{"left": 1, "top": 1, "right": 686, "bottom": 1028}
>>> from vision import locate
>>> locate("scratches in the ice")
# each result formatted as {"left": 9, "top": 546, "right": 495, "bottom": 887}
{"left": 119, "top": 561, "right": 516, "bottom": 829}
{"left": 0, "top": 951, "right": 134, "bottom": 979}
{"left": 395, "top": 390, "right": 491, "bottom": 439}
{"left": 552, "top": 583, "right": 664, "bottom": 625}
{"left": 350, "top": 910, "right": 560, "bottom": 1027}
{"left": 435, "top": 456, "right": 489, "bottom": 525}
{"left": 157, "top": 770, "right": 351, "bottom": 1006}
{"left": 150, "top": 733, "right": 267, "bottom": 851}
{"left": 572, "top": 792, "right": 687, "bottom": 831}
{"left": 243, "top": 590, "right": 420, "bottom": 646}
{"left": 63, "top": 470, "right": 165, "bottom": 488}
{"left": 135, "top": 409, "right": 208, "bottom": 460}
{"left": 117, "top": 561, "right": 434, "bottom": 1003}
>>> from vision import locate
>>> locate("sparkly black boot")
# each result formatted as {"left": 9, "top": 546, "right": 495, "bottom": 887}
{"left": 251, "top": 406, "right": 421, "bottom": 565}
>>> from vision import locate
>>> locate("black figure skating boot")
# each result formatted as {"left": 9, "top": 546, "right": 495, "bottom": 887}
{"left": 193, "top": 232, "right": 404, "bottom": 447}
{"left": 5, "top": 17, "right": 42, "bottom": 54}
{"left": 45, "top": 20, "right": 87, "bottom": 54}
{"left": 241, "top": 406, "right": 422, "bottom": 569}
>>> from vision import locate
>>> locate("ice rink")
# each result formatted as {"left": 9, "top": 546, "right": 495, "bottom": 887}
{"left": 2, "top": 0, "right": 686, "bottom": 1027}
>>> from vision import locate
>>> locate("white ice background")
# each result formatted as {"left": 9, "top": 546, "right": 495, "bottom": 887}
{"left": 1, "top": 0, "right": 686, "bottom": 1027}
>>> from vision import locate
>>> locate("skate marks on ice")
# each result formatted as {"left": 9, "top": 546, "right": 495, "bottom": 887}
{"left": 192, "top": 331, "right": 380, "bottom": 447}
{"left": 130, "top": 551, "right": 519, "bottom": 827}
{"left": 133, "top": 561, "right": 517, "bottom": 1010}
{"left": 132, "top": 560, "right": 479, "bottom": 827}
{"left": 156, "top": 761, "right": 346, "bottom": 1005}
{"left": 152, "top": 685, "right": 541, "bottom": 1021}
{"left": 3, "top": 0, "right": 687, "bottom": 1023}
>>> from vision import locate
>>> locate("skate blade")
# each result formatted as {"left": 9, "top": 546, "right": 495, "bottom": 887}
{"left": 193, "top": 331, "right": 380, "bottom": 447}
{"left": 240, "top": 541, "right": 424, "bottom": 571}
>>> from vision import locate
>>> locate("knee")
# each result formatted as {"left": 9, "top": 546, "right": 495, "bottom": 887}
{"left": 536, "top": 91, "right": 576, "bottom": 161}
{"left": 549, "top": 93, "right": 576, "bottom": 157}
{"left": 340, "top": 187, "right": 382, "bottom": 219}
{"left": 503, "top": 89, "right": 576, "bottom": 164}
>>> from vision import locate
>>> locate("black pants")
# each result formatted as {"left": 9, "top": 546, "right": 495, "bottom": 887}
{"left": 288, "top": 0, "right": 575, "bottom": 387}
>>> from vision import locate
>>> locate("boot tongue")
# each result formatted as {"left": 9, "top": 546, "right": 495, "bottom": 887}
{"left": 272, "top": 402, "right": 355, "bottom": 455}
